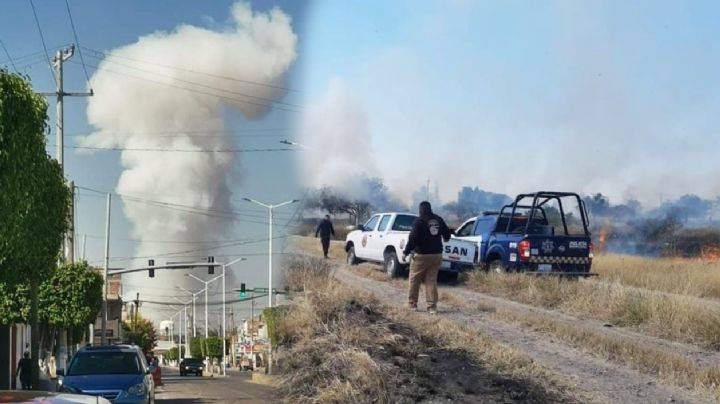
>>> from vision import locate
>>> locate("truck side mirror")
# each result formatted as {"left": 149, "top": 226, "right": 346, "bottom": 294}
{"left": 357, "top": 224, "right": 365, "bottom": 231}
{"left": 57, "top": 369, "right": 65, "bottom": 376}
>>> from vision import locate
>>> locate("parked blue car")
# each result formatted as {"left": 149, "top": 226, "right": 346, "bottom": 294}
{"left": 58, "top": 345, "right": 155, "bottom": 404}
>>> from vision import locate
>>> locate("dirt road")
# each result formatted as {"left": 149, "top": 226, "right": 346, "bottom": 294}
{"left": 293, "top": 238, "right": 716, "bottom": 404}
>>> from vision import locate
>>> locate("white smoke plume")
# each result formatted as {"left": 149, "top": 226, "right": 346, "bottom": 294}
{"left": 82, "top": 2, "right": 297, "bottom": 323}
{"left": 299, "top": 78, "right": 378, "bottom": 194}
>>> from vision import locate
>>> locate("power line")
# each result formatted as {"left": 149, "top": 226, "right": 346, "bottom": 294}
{"left": 75, "top": 188, "right": 295, "bottom": 222}
{"left": 63, "top": 0, "right": 92, "bottom": 86}
{"left": 76, "top": 186, "right": 299, "bottom": 226}
{"left": 72, "top": 59, "right": 300, "bottom": 113}
{"left": 81, "top": 45, "right": 300, "bottom": 94}
{"left": 28, "top": 0, "right": 57, "bottom": 86}
{"left": 53, "top": 144, "right": 299, "bottom": 153}
{"left": 0, "top": 40, "right": 18, "bottom": 72}
{"left": 64, "top": 128, "right": 293, "bottom": 138}
{"left": 84, "top": 53, "right": 302, "bottom": 109}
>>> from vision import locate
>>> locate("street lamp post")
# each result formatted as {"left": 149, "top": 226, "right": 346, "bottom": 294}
{"left": 187, "top": 273, "right": 222, "bottom": 338}
{"left": 178, "top": 286, "right": 205, "bottom": 338}
{"left": 173, "top": 297, "right": 192, "bottom": 358}
{"left": 242, "top": 198, "right": 299, "bottom": 307}
{"left": 221, "top": 257, "right": 246, "bottom": 376}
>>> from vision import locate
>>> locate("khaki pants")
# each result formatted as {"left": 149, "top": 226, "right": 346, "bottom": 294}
{"left": 408, "top": 253, "right": 443, "bottom": 309}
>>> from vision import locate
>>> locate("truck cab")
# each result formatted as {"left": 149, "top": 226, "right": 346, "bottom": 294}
{"left": 345, "top": 212, "right": 476, "bottom": 279}
{"left": 454, "top": 192, "right": 595, "bottom": 276}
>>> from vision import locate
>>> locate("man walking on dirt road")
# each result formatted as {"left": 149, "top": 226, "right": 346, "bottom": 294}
{"left": 402, "top": 201, "right": 452, "bottom": 314}
{"left": 315, "top": 215, "right": 335, "bottom": 258}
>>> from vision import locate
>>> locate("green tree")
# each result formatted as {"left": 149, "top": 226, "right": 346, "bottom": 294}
{"left": 190, "top": 336, "right": 205, "bottom": 358}
{"left": 204, "top": 337, "right": 223, "bottom": 359}
{"left": 39, "top": 262, "right": 103, "bottom": 344}
{"left": 122, "top": 315, "right": 158, "bottom": 354}
{"left": 0, "top": 68, "right": 72, "bottom": 388}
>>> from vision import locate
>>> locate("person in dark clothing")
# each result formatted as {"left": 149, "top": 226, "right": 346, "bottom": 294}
{"left": 315, "top": 215, "right": 335, "bottom": 258}
{"left": 16, "top": 352, "right": 32, "bottom": 390}
{"left": 402, "top": 201, "right": 452, "bottom": 313}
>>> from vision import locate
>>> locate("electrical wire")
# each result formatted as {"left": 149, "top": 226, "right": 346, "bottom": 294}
{"left": 0, "top": 40, "right": 18, "bottom": 72}
{"left": 65, "top": 128, "right": 293, "bottom": 138}
{"left": 72, "top": 59, "right": 300, "bottom": 113}
{"left": 29, "top": 0, "right": 57, "bottom": 86}
{"left": 76, "top": 185, "right": 296, "bottom": 221}
{"left": 63, "top": 0, "right": 92, "bottom": 86}
{"left": 53, "top": 144, "right": 299, "bottom": 153}
{"left": 81, "top": 45, "right": 300, "bottom": 94}
{"left": 82, "top": 53, "right": 301, "bottom": 109}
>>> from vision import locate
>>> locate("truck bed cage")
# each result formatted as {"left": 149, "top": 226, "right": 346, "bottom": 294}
{"left": 506, "top": 192, "right": 590, "bottom": 236}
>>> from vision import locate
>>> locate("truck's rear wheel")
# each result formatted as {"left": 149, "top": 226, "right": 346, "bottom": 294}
{"left": 488, "top": 259, "right": 508, "bottom": 274}
{"left": 384, "top": 251, "right": 402, "bottom": 278}
{"left": 347, "top": 246, "right": 360, "bottom": 265}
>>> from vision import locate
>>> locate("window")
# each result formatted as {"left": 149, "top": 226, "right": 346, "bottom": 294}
{"left": 474, "top": 218, "right": 493, "bottom": 235}
{"left": 377, "top": 215, "right": 391, "bottom": 231}
{"left": 364, "top": 215, "right": 380, "bottom": 231}
{"left": 391, "top": 214, "right": 417, "bottom": 231}
{"left": 456, "top": 220, "right": 476, "bottom": 237}
{"left": 68, "top": 352, "right": 142, "bottom": 375}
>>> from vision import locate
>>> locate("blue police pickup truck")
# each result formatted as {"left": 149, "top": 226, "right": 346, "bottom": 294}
{"left": 453, "top": 192, "right": 596, "bottom": 276}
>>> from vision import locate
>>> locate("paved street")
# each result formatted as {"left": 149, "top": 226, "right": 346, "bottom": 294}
{"left": 156, "top": 367, "right": 275, "bottom": 403}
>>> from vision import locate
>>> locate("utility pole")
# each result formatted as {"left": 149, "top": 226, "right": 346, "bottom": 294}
{"left": 101, "top": 194, "right": 111, "bottom": 345}
{"left": 68, "top": 181, "right": 75, "bottom": 262}
{"left": 38, "top": 45, "right": 93, "bottom": 262}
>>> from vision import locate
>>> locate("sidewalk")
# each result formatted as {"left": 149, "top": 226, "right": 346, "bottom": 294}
{"left": 37, "top": 373, "right": 57, "bottom": 392}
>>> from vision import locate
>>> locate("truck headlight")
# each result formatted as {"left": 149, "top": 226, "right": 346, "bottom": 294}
{"left": 127, "top": 383, "right": 146, "bottom": 396}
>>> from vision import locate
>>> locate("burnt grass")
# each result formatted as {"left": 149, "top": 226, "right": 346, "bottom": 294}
{"left": 277, "top": 298, "right": 572, "bottom": 403}
{"left": 375, "top": 321, "right": 567, "bottom": 404}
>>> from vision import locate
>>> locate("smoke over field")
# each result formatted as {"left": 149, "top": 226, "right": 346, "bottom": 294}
{"left": 82, "top": 2, "right": 297, "bottom": 322}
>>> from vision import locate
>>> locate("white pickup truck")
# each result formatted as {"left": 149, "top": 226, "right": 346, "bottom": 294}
{"left": 344, "top": 212, "right": 477, "bottom": 280}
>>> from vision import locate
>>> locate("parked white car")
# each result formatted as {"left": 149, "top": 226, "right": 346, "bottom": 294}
{"left": 344, "top": 212, "right": 477, "bottom": 280}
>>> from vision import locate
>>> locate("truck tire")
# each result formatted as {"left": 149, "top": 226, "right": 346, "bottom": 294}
{"left": 384, "top": 251, "right": 402, "bottom": 278}
{"left": 488, "top": 259, "right": 508, "bottom": 274}
{"left": 347, "top": 246, "right": 360, "bottom": 265}
{"left": 443, "top": 272, "right": 459, "bottom": 283}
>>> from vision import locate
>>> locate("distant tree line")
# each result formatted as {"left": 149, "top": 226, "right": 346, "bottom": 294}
{"left": 303, "top": 176, "right": 720, "bottom": 257}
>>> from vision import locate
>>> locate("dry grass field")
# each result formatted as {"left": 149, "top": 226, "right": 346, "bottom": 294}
{"left": 286, "top": 237, "right": 720, "bottom": 402}
{"left": 273, "top": 255, "right": 589, "bottom": 403}
{"left": 465, "top": 271, "right": 720, "bottom": 349}
{"left": 592, "top": 254, "right": 720, "bottom": 299}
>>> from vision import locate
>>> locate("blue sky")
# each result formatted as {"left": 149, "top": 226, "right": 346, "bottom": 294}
{"left": 1, "top": 0, "right": 310, "bottom": 325}
{"left": 299, "top": 0, "right": 720, "bottom": 207}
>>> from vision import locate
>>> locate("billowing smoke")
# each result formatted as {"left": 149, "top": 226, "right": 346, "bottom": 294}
{"left": 299, "top": 78, "right": 378, "bottom": 194}
{"left": 81, "top": 2, "right": 297, "bottom": 323}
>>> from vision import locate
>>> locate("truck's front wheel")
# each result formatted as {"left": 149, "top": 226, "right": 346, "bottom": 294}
{"left": 384, "top": 251, "right": 402, "bottom": 278}
{"left": 488, "top": 259, "right": 508, "bottom": 274}
{"left": 347, "top": 246, "right": 360, "bottom": 265}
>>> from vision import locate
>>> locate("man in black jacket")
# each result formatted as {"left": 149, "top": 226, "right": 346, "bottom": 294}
{"left": 402, "top": 201, "right": 451, "bottom": 314}
{"left": 315, "top": 215, "right": 335, "bottom": 258}
{"left": 16, "top": 351, "right": 32, "bottom": 390}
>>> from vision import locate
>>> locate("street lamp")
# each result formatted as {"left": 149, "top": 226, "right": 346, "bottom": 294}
{"left": 187, "top": 273, "right": 222, "bottom": 338}
{"left": 177, "top": 286, "right": 205, "bottom": 338}
{"left": 173, "top": 297, "right": 192, "bottom": 358}
{"left": 221, "top": 257, "right": 247, "bottom": 377}
{"left": 242, "top": 198, "right": 299, "bottom": 307}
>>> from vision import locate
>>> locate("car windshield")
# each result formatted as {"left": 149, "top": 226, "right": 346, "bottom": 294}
{"left": 183, "top": 359, "right": 203, "bottom": 364}
{"left": 67, "top": 352, "right": 142, "bottom": 375}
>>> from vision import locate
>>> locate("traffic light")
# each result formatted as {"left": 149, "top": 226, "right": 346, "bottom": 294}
{"left": 148, "top": 259, "right": 155, "bottom": 278}
{"left": 207, "top": 256, "right": 215, "bottom": 275}
{"left": 239, "top": 283, "right": 246, "bottom": 298}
